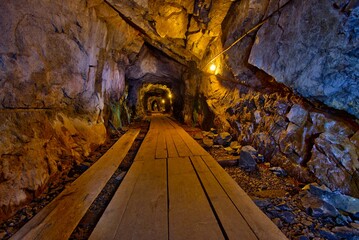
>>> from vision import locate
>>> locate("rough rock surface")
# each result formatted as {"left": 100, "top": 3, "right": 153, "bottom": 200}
{"left": 182, "top": 0, "right": 359, "bottom": 198}
{"left": 0, "top": 0, "right": 142, "bottom": 222}
{"left": 238, "top": 145, "right": 258, "bottom": 171}
{"left": 185, "top": 72, "right": 359, "bottom": 197}
{"left": 221, "top": 0, "right": 270, "bottom": 86}
{"left": 249, "top": 0, "right": 359, "bottom": 118}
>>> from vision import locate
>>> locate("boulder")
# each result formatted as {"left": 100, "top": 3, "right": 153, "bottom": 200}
{"left": 286, "top": 104, "right": 308, "bottom": 127}
{"left": 269, "top": 167, "right": 287, "bottom": 177}
{"left": 308, "top": 184, "right": 359, "bottom": 218}
{"left": 301, "top": 192, "right": 340, "bottom": 218}
{"left": 238, "top": 145, "right": 258, "bottom": 171}
{"left": 229, "top": 141, "right": 241, "bottom": 150}
{"left": 308, "top": 133, "right": 359, "bottom": 197}
{"left": 214, "top": 132, "right": 232, "bottom": 146}
{"left": 202, "top": 138, "right": 214, "bottom": 148}
{"left": 193, "top": 132, "right": 203, "bottom": 140}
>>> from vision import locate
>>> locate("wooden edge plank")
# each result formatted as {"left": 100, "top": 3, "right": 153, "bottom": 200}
{"left": 89, "top": 161, "right": 144, "bottom": 240}
{"left": 176, "top": 128, "right": 209, "bottom": 156}
{"left": 113, "top": 159, "right": 168, "bottom": 240}
{"left": 134, "top": 129, "right": 158, "bottom": 161}
{"left": 164, "top": 118, "right": 208, "bottom": 156}
{"left": 164, "top": 117, "right": 180, "bottom": 129}
{"left": 201, "top": 155, "right": 288, "bottom": 240}
{"left": 190, "top": 156, "right": 257, "bottom": 240}
{"left": 11, "top": 129, "right": 140, "bottom": 240}
{"left": 168, "top": 157, "right": 224, "bottom": 240}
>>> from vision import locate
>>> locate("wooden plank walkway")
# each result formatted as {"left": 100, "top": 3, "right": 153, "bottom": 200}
{"left": 91, "top": 116, "right": 287, "bottom": 240}
{"left": 11, "top": 129, "right": 140, "bottom": 240}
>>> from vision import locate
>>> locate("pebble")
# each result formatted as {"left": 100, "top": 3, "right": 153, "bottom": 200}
{"left": 280, "top": 211, "right": 296, "bottom": 224}
{"left": 193, "top": 132, "right": 203, "bottom": 140}
{"left": 115, "top": 172, "right": 126, "bottom": 181}
{"left": 272, "top": 218, "right": 283, "bottom": 227}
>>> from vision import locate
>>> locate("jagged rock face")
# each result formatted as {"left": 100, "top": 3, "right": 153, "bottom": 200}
{"left": 188, "top": 75, "right": 359, "bottom": 197}
{"left": 221, "top": 0, "right": 270, "bottom": 86}
{"left": 183, "top": 0, "right": 359, "bottom": 197}
{"left": 249, "top": 0, "right": 359, "bottom": 118}
{"left": 0, "top": 0, "right": 142, "bottom": 221}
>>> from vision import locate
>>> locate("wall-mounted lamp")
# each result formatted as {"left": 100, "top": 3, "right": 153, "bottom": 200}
{"left": 209, "top": 64, "right": 216, "bottom": 72}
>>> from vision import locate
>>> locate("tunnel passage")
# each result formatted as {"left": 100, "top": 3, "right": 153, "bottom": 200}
{"left": 141, "top": 84, "right": 173, "bottom": 114}
{"left": 0, "top": 0, "right": 358, "bottom": 234}
{"left": 126, "top": 44, "right": 186, "bottom": 120}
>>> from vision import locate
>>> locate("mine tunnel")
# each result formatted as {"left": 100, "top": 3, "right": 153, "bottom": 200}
{"left": 0, "top": 0, "right": 359, "bottom": 239}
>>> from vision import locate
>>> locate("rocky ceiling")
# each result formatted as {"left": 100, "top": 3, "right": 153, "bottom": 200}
{"left": 102, "top": 0, "right": 232, "bottom": 65}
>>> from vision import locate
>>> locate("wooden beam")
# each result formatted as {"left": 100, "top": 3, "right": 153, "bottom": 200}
{"left": 104, "top": 0, "right": 199, "bottom": 66}
{"left": 12, "top": 129, "right": 140, "bottom": 240}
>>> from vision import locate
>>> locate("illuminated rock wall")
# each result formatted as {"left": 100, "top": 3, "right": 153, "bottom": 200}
{"left": 0, "top": 0, "right": 142, "bottom": 221}
{"left": 185, "top": 0, "right": 359, "bottom": 197}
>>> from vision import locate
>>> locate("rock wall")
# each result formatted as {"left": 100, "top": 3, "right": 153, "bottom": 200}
{"left": 184, "top": 0, "right": 359, "bottom": 197}
{"left": 249, "top": 0, "right": 359, "bottom": 118}
{"left": 0, "top": 0, "right": 142, "bottom": 222}
{"left": 188, "top": 74, "right": 359, "bottom": 197}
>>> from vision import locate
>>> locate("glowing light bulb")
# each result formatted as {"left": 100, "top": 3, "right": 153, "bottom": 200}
{"left": 209, "top": 64, "right": 216, "bottom": 72}
{"left": 168, "top": 93, "right": 172, "bottom": 98}
{"left": 162, "top": 99, "right": 165, "bottom": 103}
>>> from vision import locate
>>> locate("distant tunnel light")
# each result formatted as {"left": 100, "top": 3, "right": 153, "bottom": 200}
{"left": 209, "top": 64, "right": 217, "bottom": 72}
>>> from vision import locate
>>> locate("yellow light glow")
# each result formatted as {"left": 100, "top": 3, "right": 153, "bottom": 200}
{"left": 209, "top": 64, "right": 216, "bottom": 72}
{"left": 168, "top": 93, "right": 172, "bottom": 98}
{"left": 161, "top": 99, "right": 165, "bottom": 103}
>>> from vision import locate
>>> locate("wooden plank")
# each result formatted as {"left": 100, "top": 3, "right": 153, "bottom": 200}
{"left": 164, "top": 117, "right": 179, "bottom": 129}
{"left": 165, "top": 118, "right": 209, "bottom": 156}
{"left": 156, "top": 130, "right": 167, "bottom": 159}
{"left": 170, "top": 130, "right": 193, "bottom": 157}
{"left": 134, "top": 129, "right": 158, "bottom": 161}
{"left": 165, "top": 130, "right": 178, "bottom": 158}
{"left": 89, "top": 161, "right": 144, "bottom": 240}
{"left": 168, "top": 157, "right": 224, "bottom": 240}
{"left": 149, "top": 117, "right": 157, "bottom": 130}
{"left": 105, "top": 159, "right": 168, "bottom": 240}
{"left": 11, "top": 129, "right": 140, "bottom": 240}
{"left": 201, "top": 155, "right": 288, "bottom": 240}
{"left": 190, "top": 156, "right": 257, "bottom": 239}
{"left": 176, "top": 128, "right": 209, "bottom": 156}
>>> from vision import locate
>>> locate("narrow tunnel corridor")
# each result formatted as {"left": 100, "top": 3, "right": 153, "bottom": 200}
{"left": 0, "top": 0, "right": 358, "bottom": 239}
